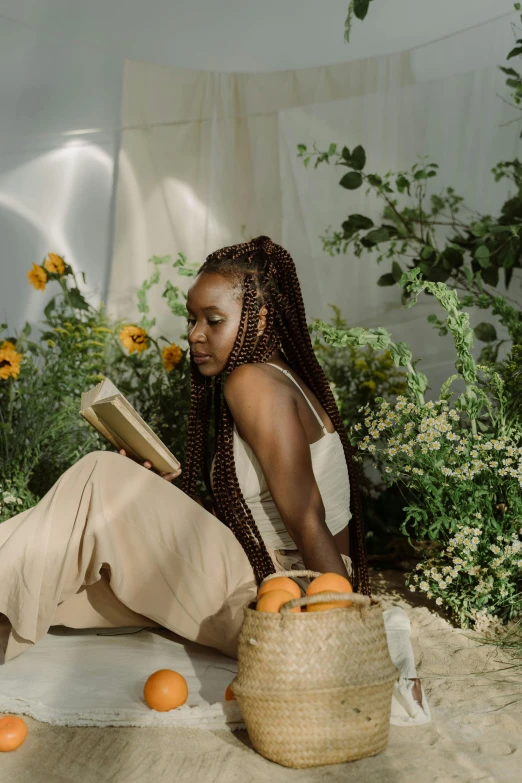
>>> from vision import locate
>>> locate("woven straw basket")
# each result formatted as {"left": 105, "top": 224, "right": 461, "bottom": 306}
{"left": 230, "top": 569, "right": 398, "bottom": 769}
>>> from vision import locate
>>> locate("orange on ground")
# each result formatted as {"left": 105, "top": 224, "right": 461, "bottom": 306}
{"left": 0, "top": 715, "right": 28, "bottom": 752}
{"left": 225, "top": 683, "right": 236, "bottom": 701}
{"left": 143, "top": 669, "right": 188, "bottom": 712}
{"left": 256, "top": 589, "right": 301, "bottom": 614}
{"left": 257, "top": 576, "right": 301, "bottom": 600}
{"left": 305, "top": 590, "right": 353, "bottom": 612}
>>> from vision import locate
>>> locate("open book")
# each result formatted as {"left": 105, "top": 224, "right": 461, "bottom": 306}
{"left": 80, "top": 378, "right": 180, "bottom": 474}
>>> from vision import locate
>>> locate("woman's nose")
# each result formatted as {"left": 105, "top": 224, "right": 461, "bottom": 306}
{"left": 188, "top": 325, "right": 206, "bottom": 344}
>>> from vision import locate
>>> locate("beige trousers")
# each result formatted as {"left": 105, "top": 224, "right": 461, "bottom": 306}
{"left": 0, "top": 451, "right": 261, "bottom": 662}
{"left": 0, "top": 451, "right": 353, "bottom": 664}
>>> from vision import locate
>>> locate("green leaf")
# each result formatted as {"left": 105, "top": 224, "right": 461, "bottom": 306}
{"left": 504, "top": 265, "right": 514, "bottom": 289}
{"left": 44, "top": 297, "right": 56, "bottom": 320}
{"left": 507, "top": 46, "right": 522, "bottom": 60}
{"left": 463, "top": 266, "right": 474, "bottom": 285}
{"left": 470, "top": 222, "right": 488, "bottom": 237}
{"left": 297, "top": 144, "right": 307, "bottom": 153}
{"left": 391, "top": 261, "right": 403, "bottom": 282}
{"left": 68, "top": 288, "right": 90, "bottom": 310}
{"left": 481, "top": 265, "right": 499, "bottom": 287}
{"left": 396, "top": 175, "right": 410, "bottom": 194}
{"left": 339, "top": 172, "right": 363, "bottom": 190}
{"left": 341, "top": 146, "right": 351, "bottom": 162}
{"left": 500, "top": 66, "right": 520, "bottom": 77}
{"left": 413, "top": 170, "right": 428, "bottom": 180}
{"left": 377, "top": 273, "right": 396, "bottom": 287}
{"left": 328, "top": 143, "right": 337, "bottom": 156}
{"left": 342, "top": 214, "right": 374, "bottom": 232}
{"left": 427, "top": 266, "right": 451, "bottom": 283}
{"left": 442, "top": 247, "right": 464, "bottom": 269}
{"left": 366, "top": 174, "right": 382, "bottom": 187}
{"left": 303, "top": 157, "right": 310, "bottom": 168}
{"left": 421, "top": 246, "right": 435, "bottom": 259}
{"left": 474, "top": 322, "right": 497, "bottom": 343}
{"left": 350, "top": 145, "right": 366, "bottom": 171}
{"left": 353, "top": 0, "right": 371, "bottom": 20}
{"left": 21, "top": 321, "right": 32, "bottom": 338}
{"left": 474, "top": 245, "right": 490, "bottom": 267}
{"left": 365, "top": 227, "right": 390, "bottom": 244}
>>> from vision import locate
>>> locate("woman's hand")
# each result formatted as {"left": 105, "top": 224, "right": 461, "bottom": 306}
{"left": 118, "top": 449, "right": 182, "bottom": 482}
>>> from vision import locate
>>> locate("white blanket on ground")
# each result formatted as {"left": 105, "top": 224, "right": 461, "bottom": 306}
{"left": 0, "top": 607, "right": 429, "bottom": 730}
{"left": 384, "top": 606, "right": 431, "bottom": 726}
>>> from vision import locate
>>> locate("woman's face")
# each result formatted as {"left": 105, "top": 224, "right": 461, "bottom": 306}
{"left": 186, "top": 272, "right": 247, "bottom": 377}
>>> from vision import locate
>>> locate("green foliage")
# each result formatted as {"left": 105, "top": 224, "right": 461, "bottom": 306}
{"left": 313, "top": 273, "right": 522, "bottom": 627}
{"left": 311, "top": 305, "right": 407, "bottom": 433}
{"left": 0, "top": 253, "right": 198, "bottom": 521}
{"left": 298, "top": 8, "right": 522, "bottom": 362}
{"left": 344, "top": 0, "right": 376, "bottom": 42}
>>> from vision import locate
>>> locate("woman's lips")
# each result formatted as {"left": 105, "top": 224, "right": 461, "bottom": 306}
{"left": 193, "top": 354, "right": 211, "bottom": 364}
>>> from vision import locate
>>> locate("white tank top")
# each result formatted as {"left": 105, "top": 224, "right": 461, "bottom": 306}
{"left": 211, "top": 363, "right": 351, "bottom": 549}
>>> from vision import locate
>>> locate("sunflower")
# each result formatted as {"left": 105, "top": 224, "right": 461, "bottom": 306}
{"left": 27, "top": 263, "right": 47, "bottom": 291}
{"left": 43, "top": 253, "right": 65, "bottom": 276}
{"left": 162, "top": 343, "right": 183, "bottom": 371}
{"left": 119, "top": 325, "right": 149, "bottom": 354}
{"left": 0, "top": 341, "right": 22, "bottom": 380}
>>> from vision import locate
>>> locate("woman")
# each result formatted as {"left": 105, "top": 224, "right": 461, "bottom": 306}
{"left": 0, "top": 236, "right": 426, "bottom": 719}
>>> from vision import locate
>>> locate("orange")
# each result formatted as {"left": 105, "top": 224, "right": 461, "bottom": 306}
{"left": 305, "top": 572, "right": 353, "bottom": 612}
{"left": 143, "top": 669, "right": 188, "bottom": 711}
{"left": 0, "top": 715, "right": 28, "bottom": 752}
{"left": 257, "top": 576, "right": 301, "bottom": 600}
{"left": 256, "top": 589, "right": 301, "bottom": 614}
{"left": 225, "top": 683, "right": 236, "bottom": 701}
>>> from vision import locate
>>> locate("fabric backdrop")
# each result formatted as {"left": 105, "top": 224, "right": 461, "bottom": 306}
{"left": 108, "top": 15, "right": 522, "bottom": 398}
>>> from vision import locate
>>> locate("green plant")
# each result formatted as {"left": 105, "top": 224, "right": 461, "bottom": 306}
{"left": 311, "top": 304, "right": 407, "bottom": 432}
{"left": 298, "top": 6, "right": 522, "bottom": 362}
{"left": 344, "top": 0, "right": 376, "bottom": 42}
{"left": 0, "top": 252, "right": 197, "bottom": 521}
{"left": 312, "top": 269, "right": 522, "bottom": 627}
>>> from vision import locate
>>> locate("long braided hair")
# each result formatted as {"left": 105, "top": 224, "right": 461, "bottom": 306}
{"left": 181, "top": 235, "right": 370, "bottom": 594}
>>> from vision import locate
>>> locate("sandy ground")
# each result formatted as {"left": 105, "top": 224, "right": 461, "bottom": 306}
{"left": 1, "top": 570, "right": 521, "bottom": 783}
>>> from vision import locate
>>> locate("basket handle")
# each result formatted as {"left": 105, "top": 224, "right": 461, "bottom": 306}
{"left": 280, "top": 591, "right": 370, "bottom": 614}
{"left": 262, "top": 569, "right": 325, "bottom": 581}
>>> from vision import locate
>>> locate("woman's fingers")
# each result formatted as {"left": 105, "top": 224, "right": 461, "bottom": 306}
{"left": 119, "top": 450, "right": 181, "bottom": 481}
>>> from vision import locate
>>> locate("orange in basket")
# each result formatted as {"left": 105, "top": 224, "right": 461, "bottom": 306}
{"left": 258, "top": 576, "right": 301, "bottom": 600}
{"left": 305, "top": 572, "right": 353, "bottom": 612}
{"left": 256, "top": 589, "right": 301, "bottom": 614}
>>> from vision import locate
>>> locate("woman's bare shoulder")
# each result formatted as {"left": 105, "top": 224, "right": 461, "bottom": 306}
{"left": 224, "top": 363, "right": 277, "bottom": 397}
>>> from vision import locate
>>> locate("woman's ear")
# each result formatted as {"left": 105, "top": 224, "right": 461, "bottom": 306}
{"left": 257, "top": 304, "right": 268, "bottom": 336}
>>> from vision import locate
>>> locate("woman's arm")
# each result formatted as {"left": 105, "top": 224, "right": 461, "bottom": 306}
{"left": 224, "top": 364, "right": 350, "bottom": 580}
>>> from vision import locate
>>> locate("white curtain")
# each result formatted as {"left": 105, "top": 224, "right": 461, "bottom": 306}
{"left": 109, "top": 15, "right": 522, "bottom": 397}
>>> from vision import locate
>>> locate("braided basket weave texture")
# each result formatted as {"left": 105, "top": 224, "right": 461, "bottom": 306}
{"left": 231, "top": 570, "right": 398, "bottom": 768}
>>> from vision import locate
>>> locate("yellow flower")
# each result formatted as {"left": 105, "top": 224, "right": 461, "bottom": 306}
{"left": 119, "top": 325, "right": 148, "bottom": 354}
{"left": 162, "top": 342, "right": 183, "bottom": 371}
{"left": 43, "top": 253, "right": 65, "bottom": 276}
{"left": 27, "top": 263, "right": 47, "bottom": 291}
{"left": 0, "top": 341, "right": 22, "bottom": 380}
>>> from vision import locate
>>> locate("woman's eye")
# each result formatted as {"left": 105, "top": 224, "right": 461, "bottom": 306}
{"left": 208, "top": 320, "right": 223, "bottom": 326}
